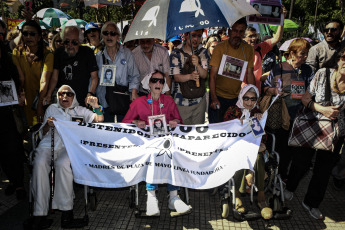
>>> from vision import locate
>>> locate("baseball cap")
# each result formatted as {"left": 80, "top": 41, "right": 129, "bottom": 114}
{"left": 85, "top": 22, "right": 99, "bottom": 32}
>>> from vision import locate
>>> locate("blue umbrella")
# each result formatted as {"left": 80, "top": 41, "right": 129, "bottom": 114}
{"left": 124, "top": 0, "right": 259, "bottom": 42}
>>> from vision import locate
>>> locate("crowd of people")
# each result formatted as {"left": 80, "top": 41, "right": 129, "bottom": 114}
{"left": 0, "top": 5, "right": 345, "bottom": 229}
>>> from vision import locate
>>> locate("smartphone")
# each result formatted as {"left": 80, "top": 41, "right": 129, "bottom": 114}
{"left": 25, "top": 1, "right": 33, "bottom": 12}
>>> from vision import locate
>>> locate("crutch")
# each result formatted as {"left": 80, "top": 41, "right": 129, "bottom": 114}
{"left": 49, "top": 127, "right": 55, "bottom": 212}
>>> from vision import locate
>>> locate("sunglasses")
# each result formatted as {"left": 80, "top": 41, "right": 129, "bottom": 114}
{"left": 102, "top": 31, "right": 119, "bottom": 37}
{"left": 56, "top": 40, "right": 62, "bottom": 43}
{"left": 22, "top": 31, "right": 38, "bottom": 37}
{"left": 324, "top": 28, "right": 338, "bottom": 33}
{"left": 150, "top": 78, "right": 165, "bottom": 84}
{"left": 243, "top": 96, "right": 257, "bottom": 101}
{"left": 340, "top": 55, "right": 345, "bottom": 61}
{"left": 58, "top": 92, "right": 75, "bottom": 97}
{"left": 63, "top": 39, "right": 79, "bottom": 46}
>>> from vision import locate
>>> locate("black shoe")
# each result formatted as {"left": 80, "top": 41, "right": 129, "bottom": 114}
{"left": 16, "top": 188, "right": 27, "bottom": 200}
{"left": 61, "top": 210, "right": 88, "bottom": 229}
{"left": 5, "top": 184, "right": 16, "bottom": 196}
{"left": 333, "top": 177, "right": 345, "bottom": 191}
{"left": 23, "top": 216, "right": 53, "bottom": 230}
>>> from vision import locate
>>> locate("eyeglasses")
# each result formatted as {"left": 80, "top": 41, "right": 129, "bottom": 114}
{"left": 102, "top": 31, "right": 119, "bottom": 37}
{"left": 324, "top": 28, "right": 338, "bottom": 33}
{"left": 149, "top": 78, "right": 165, "bottom": 84}
{"left": 243, "top": 96, "right": 257, "bottom": 101}
{"left": 22, "top": 31, "right": 38, "bottom": 37}
{"left": 58, "top": 92, "right": 75, "bottom": 97}
{"left": 63, "top": 39, "right": 79, "bottom": 46}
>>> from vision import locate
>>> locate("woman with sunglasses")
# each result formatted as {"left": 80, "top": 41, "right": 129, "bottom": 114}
{"left": 95, "top": 21, "right": 140, "bottom": 122}
{"left": 123, "top": 71, "right": 191, "bottom": 217}
{"left": 283, "top": 48, "right": 345, "bottom": 220}
{"left": 51, "top": 33, "right": 63, "bottom": 52}
{"left": 30, "top": 85, "right": 103, "bottom": 229}
{"left": 221, "top": 84, "right": 272, "bottom": 220}
{"left": 12, "top": 20, "right": 53, "bottom": 126}
{"left": 263, "top": 38, "right": 314, "bottom": 181}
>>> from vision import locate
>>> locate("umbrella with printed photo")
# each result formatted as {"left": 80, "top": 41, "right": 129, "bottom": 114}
{"left": 124, "top": 0, "right": 259, "bottom": 42}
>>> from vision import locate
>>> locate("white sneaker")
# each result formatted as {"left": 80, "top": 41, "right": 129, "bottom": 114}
{"left": 284, "top": 189, "right": 294, "bottom": 201}
{"left": 146, "top": 196, "right": 160, "bottom": 216}
{"left": 168, "top": 195, "right": 190, "bottom": 214}
{"left": 302, "top": 201, "right": 323, "bottom": 220}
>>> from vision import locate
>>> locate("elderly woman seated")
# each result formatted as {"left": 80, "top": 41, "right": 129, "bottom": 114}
{"left": 31, "top": 85, "right": 104, "bottom": 229}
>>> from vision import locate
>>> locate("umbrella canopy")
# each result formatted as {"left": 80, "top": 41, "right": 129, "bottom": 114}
{"left": 124, "top": 0, "right": 259, "bottom": 42}
{"left": 84, "top": 0, "right": 122, "bottom": 7}
{"left": 63, "top": 19, "right": 88, "bottom": 28}
{"left": 279, "top": 37, "right": 313, "bottom": 51}
{"left": 17, "top": 20, "right": 52, "bottom": 30}
{"left": 270, "top": 19, "right": 299, "bottom": 33}
{"left": 34, "top": 8, "right": 72, "bottom": 27}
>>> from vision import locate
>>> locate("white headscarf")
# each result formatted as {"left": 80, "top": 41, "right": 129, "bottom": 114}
{"left": 56, "top": 85, "right": 79, "bottom": 110}
{"left": 236, "top": 84, "right": 259, "bottom": 119}
{"left": 141, "top": 72, "right": 170, "bottom": 94}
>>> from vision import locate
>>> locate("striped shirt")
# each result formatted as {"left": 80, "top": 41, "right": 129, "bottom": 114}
{"left": 132, "top": 44, "right": 170, "bottom": 93}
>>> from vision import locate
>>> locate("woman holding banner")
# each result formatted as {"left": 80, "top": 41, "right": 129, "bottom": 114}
{"left": 123, "top": 70, "right": 191, "bottom": 217}
{"left": 222, "top": 84, "right": 272, "bottom": 220}
{"left": 30, "top": 85, "right": 103, "bottom": 229}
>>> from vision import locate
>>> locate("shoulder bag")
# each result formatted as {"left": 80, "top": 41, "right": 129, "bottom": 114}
{"left": 103, "top": 53, "right": 131, "bottom": 115}
{"left": 178, "top": 48, "right": 206, "bottom": 99}
{"left": 288, "top": 68, "right": 339, "bottom": 152}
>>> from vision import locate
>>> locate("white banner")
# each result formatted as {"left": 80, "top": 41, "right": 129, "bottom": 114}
{"left": 54, "top": 113, "right": 267, "bottom": 189}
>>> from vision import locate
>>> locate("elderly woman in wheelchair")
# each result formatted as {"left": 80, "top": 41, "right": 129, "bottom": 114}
{"left": 30, "top": 85, "right": 104, "bottom": 229}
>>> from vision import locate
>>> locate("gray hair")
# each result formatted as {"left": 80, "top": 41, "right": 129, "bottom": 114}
{"left": 247, "top": 87, "right": 257, "bottom": 94}
{"left": 60, "top": 26, "right": 84, "bottom": 43}
{"left": 101, "top": 21, "right": 121, "bottom": 37}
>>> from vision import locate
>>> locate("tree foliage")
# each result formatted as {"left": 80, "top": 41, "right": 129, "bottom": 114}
{"left": 284, "top": 0, "right": 343, "bottom": 38}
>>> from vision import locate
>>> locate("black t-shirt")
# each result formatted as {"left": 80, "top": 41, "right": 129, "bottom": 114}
{"left": 54, "top": 46, "right": 98, "bottom": 104}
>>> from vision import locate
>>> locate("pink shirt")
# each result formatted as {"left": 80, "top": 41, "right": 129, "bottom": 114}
{"left": 254, "top": 40, "right": 272, "bottom": 93}
{"left": 123, "top": 94, "right": 183, "bottom": 125}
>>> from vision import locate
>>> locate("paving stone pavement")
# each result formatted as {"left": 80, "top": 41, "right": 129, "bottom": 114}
{"left": 1, "top": 165, "right": 345, "bottom": 230}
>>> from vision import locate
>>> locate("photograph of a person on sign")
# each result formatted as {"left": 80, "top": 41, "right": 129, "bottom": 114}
{"left": 100, "top": 65, "right": 116, "bottom": 86}
{"left": 148, "top": 114, "right": 168, "bottom": 135}
{"left": 271, "top": 6, "right": 280, "bottom": 18}
{"left": 103, "top": 68, "right": 113, "bottom": 84}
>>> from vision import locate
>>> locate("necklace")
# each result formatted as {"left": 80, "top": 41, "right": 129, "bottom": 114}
{"left": 148, "top": 93, "right": 163, "bottom": 116}
{"left": 287, "top": 60, "right": 301, "bottom": 79}
{"left": 332, "top": 71, "right": 345, "bottom": 94}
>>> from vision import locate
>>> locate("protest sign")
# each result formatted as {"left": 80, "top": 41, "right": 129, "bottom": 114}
{"left": 54, "top": 114, "right": 267, "bottom": 189}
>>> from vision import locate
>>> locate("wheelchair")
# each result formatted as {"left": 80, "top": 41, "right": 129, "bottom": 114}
{"left": 216, "top": 132, "right": 292, "bottom": 221}
{"left": 27, "top": 124, "right": 97, "bottom": 222}
{"left": 128, "top": 183, "right": 191, "bottom": 218}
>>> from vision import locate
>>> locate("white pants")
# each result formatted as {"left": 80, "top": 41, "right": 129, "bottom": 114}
{"left": 32, "top": 146, "right": 74, "bottom": 216}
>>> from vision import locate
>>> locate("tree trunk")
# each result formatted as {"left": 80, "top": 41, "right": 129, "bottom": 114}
{"left": 289, "top": 0, "right": 294, "bottom": 19}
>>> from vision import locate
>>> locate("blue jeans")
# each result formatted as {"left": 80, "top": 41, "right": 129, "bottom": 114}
{"left": 146, "top": 183, "right": 180, "bottom": 191}
{"left": 208, "top": 96, "right": 238, "bottom": 123}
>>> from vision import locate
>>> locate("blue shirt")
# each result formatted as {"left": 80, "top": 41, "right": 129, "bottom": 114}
{"left": 95, "top": 45, "right": 140, "bottom": 108}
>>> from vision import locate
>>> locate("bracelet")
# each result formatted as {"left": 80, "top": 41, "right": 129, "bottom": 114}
{"left": 307, "top": 100, "right": 314, "bottom": 109}
{"left": 88, "top": 92, "right": 96, "bottom": 96}
{"left": 93, "top": 105, "right": 104, "bottom": 115}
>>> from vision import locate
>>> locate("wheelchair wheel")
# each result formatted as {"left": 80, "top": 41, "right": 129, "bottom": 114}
{"left": 129, "top": 189, "right": 136, "bottom": 208}
{"left": 89, "top": 193, "right": 97, "bottom": 211}
{"left": 273, "top": 196, "right": 281, "bottom": 212}
{"left": 221, "top": 199, "right": 229, "bottom": 218}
